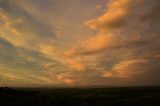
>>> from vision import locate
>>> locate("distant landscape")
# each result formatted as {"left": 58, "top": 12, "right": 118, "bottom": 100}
{"left": 0, "top": 86, "right": 160, "bottom": 106}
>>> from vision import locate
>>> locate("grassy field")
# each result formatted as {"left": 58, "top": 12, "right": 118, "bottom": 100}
{"left": 0, "top": 86, "right": 160, "bottom": 106}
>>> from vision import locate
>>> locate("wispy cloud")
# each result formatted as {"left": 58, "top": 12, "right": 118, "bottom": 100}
{"left": 0, "top": 0, "right": 160, "bottom": 86}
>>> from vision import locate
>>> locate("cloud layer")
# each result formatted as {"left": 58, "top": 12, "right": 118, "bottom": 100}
{"left": 0, "top": 0, "right": 160, "bottom": 86}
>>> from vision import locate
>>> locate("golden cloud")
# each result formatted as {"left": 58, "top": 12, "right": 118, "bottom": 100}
{"left": 82, "top": 33, "right": 114, "bottom": 54}
{"left": 85, "top": 0, "right": 131, "bottom": 30}
{"left": 0, "top": 10, "right": 59, "bottom": 61}
{"left": 67, "top": 60, "right": 86, "bottom": 71}
{"left": 103, "top": 59, "right": 147, "bottom": 78}
{"left": 63, "top": 79, "right": 76, "bottom": 85}
{"left": 63, "top": 33, "right": 118, "bottom": 56}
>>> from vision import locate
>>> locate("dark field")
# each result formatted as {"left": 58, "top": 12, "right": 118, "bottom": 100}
{"left": 0, "top": 87, "right": 160, "bottom": 106}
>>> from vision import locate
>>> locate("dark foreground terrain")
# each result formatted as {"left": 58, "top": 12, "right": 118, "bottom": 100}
{"left": 0, "top": 87, "right": 160, "bottom": 106}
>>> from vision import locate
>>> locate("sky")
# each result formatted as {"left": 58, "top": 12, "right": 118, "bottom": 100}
{"left": 0, "top": 0, "right": 160, "bottom": 87}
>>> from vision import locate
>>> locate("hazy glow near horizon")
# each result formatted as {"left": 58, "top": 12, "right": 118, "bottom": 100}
{"left": 0, "top": 0, "right": 160, "bottom": 87}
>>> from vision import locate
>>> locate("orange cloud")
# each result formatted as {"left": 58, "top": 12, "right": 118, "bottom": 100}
{"left": 103, "top": 59, "right": 147, "bottom": 78}
{"left": 0, "top": 10, "right": 59, "bottom": 61}
{"left": 155, "top": 55, "right": 160, "bottom": 60}
{"left": 63, "top": 33, "right": 117, "bottom": 56}
{"left": 96, "top": 4, "right": 102, "bottom": 9}
{"left": 39, "top": 43, "right": 56, "bottom": 58}
{"left": 64, "top": 79, "right": 75, "bottom": 85}
{"left": 56, "top": 74, "right": 76, "bottom": 85}
{"left": 85, "top": 0, "right": 131, "bottom": 30}
{"left": 63, "top": 48, "right": 76, "bottom": 57}
{"left": 64, "top": 0, "right": 132, "bottom": 56}
{"left": 67, "top": 60, "right": 86, "bottom": 71}
{"left": 82, "top": 33, "right": 116, "bottom": 54}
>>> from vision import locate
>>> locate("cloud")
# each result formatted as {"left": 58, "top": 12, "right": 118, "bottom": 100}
{"left": 0, "top": 4, "right": 59, "bottom": 60}
{"left": 63, "top": 79, "right": 76, "bottom": 85}
{"left": 1, "top": 0, "right": 160, "bottom": 86}
{"left": 67, "top": 60, "right": 86, "bottom": 71}
{"left": 103, "top": 58, "right": 160, "bottom": 85}
{"left": 81, "top": 33, "right": 115, "bottom": 54}
{"left": 64, "top": 33, "right": 147, "bottom": 57}
{"left": 85, "top": 0, "right": 131, "bottom": 30}
{"left": 64, "top": 33, "right": 116, "bottom": 56}
{"left": 96, "top": 4, "right": 102, "bottom": 9}
{"left": 0, "top": 65, "right": 55, "bottom": 86}
{"left": 62, "top": 0, "right": 160, "bottom": 86}
{"left": 103, "top": 59, "right": 147, "bottom": 78}
{"left": 63, "top": 0, "right": 148, "bottom": 56}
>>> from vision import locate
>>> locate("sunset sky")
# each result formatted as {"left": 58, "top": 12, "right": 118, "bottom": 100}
{"left": 0, "top": 0, "right": 160, "bottom": 87}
